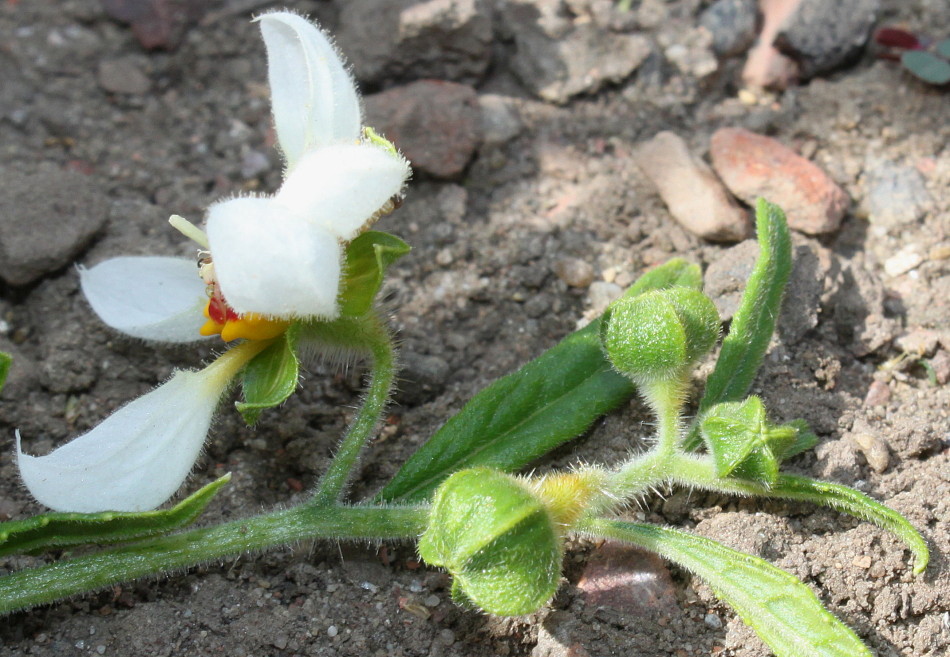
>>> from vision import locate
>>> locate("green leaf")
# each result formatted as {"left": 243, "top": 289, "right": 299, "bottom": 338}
{"left": 768, "top": 474, "right": 929, "bottom": 574}
{"left": 584, "top": 518, "right": 873, "bottom": 657}
{"left": 236, "top": 326, "right": 300, "bottom": 425}
{"left": 685, "top": 199, "right": 792, "bottom": 450}
{"left": 340, "top": 231, "right": 411, "bottom": 317}
{"left": 700, "top": 397, "right": 816, "bottom": 486}
{"left": 901, "top": 50, "right": 950, "bottom": 85}
{"left": 0, "top": 351, "right": 10, "bottom": 395}
{"left": 380, "top": 258, "right": 705, "bottom": 503}
{"left": 0, "top": 475, "right": 230, "bottom": 558}
{"left": 938, "top": 38, "right": 950, "bottom": 59}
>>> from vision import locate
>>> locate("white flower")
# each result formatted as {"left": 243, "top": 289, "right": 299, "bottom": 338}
{"left": 18, "top": 12, "right": 404, "bottom": 512}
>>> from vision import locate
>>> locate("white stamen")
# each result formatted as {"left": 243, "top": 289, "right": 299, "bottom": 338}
{"left": 169, "top": 214, "right": 210, "bottom": 248}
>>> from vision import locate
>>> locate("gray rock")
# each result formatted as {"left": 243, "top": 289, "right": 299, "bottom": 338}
{"left": 863, "top": 158, "right": 932, "bottom": 231}
{"left": 396, "top": 352, "right": 451, "bottom": 405}
{"left": 634, "top": 131, "right": 751, "bottom": 242}
{"left": 774, "top": 0, "right": 880, "bottom": 78}
{"left": 0, "top": 167, "right": 109, "bottom": 286}
{"left": 699, "top": 0, "right": 758, "bottom": 57}
{"left": 703, "top": 239, "right": 758, "bottom": 322}
{"left": 337, "top": 0, "right": 492, "bottom": 85}
{"left": 97, "top": 57, "right": 151, "bottom": 95}
{"left": 779, "top": 240, "right": 833, "bottom": 346}
{"left": 504, "top": 1, "right": 652, "bottom": 104}
{"left": 553, "top": 258, "right": 594, "bottom": 288}
{"left": 478, "top": 94, "right": 524, "bottom": 147}
{"left": 365, "top": 81, "right": 481, "bottom": 179}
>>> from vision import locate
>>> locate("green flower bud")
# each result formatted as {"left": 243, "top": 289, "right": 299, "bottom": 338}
{"left": 602, "top": 287, "right": 719, "bottom": 384}
{"left": 418, "top": 468, "right": 563, "bottom": 616}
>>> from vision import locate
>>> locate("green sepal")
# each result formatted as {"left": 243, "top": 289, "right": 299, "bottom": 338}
{"left": 0, "top": 475, "right": 231, "bottom": 558}
{"left": 380, "top": 257, "right": 704, "bottom": 503}
{"left": 684, "top": 199, "right": 792, "bottom": 451}
{"left": 767, "top": 475, "right": 929, "bottom": 574}
{"left": 700, "top": 397, "right": 816, "bottom": 485}
{"left": 340, "top": 231, "right": 411, "bottom": 317}
{"left": 0, "top": 351, "right": 10, "bottom": 394}
{"left": 236, "top": 325, "right": 300, "bottom": 425}
{"left": 901, "top": 49, "right": 950, "bottom": 85}
{"left": 584, "top": 518, "right": 873, "bottom": 657}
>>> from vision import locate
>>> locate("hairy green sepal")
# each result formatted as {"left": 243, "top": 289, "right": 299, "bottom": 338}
{"left": 340, "top": 231, "right": 411, "bottom": 317}
{"left": 237, "top": 326, "right": 300, "bottom": 425}
{"left": 0, "top": 475, "right": 230, "bottom": 558}
{"left": 0, "top": 351, "right": 10, "bottom": 393}
{"left": 585, "top": 519, "right": 873, "bottom": 657}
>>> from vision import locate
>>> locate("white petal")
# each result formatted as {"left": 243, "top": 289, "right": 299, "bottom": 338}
{"left": 257, "top": 11, "right": 362, "bottom": 169}
{"left": 206, "top": 197, "right": 341, "bottom": 318}
{"left": 17, "top": 368, "right": 225, "bottom": 512}
{"left": 277, "top": 143, "right": 410, "bottom": 241}
{"left": 80, "top": 256, "right": 209, "bottom": 343}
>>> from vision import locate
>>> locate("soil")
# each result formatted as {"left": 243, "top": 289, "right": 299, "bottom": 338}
{"left": 1, "top": 1, "right": 949, "bottom": 656}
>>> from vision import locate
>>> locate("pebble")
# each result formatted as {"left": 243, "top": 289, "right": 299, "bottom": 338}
{"left": 576, "top": 542, "right": 681, "bottom": 620}
{"left": 710, "top": 127, "right": 849, "bottom": 235}
{"left": 851, "top": 433, "right": 890, "bottom": 473}
{"left": 478, "top": 94, "right": 523, "bottom": 147}
{"left": 0, "top": 167, "right": 109, "bottom": 286}
{"left": 662, "top": 28, "right": 719, "bottom": 80}
{"left": 503, "top": 3, "right": 652, "bottom": 103}
{"left": 704, "top": 612, "right": 724, "bottom": 629}
{"left": 327, "top": 626, "right": 338, "bottom": 638}
{"left": 930, "top": 350, "right": 950, "bottom": 385}
{"left": 554, "top": 258, "right": 595, "bottom": 288}
{"left": 338, "top": 0, "right": 492, "bottom": 85}
{"left": 586, "top": 281, "right": 623, "bottom": 316}
{"left": 702, "top": 239, "right": 758, "bottom": 321}
{"left": 394, "top": 352, "right": 451, "bottom": 405}
{"left": 423, "top": 594, "right": 441, "bottom": 607}
{"left": 863, "top": 380, "right": 891, "bottom": 407}
{"left": 634, "top": 131, "right": 751, "bottom": 242}
{"left": 774, "top": 0, "right": 880, "bottom": 79}
{"left": 699, "top": 0, "right": 758, "bottom": 57}
{"left": 883, "top": 245, "right": 922, "bottom": 277}
{"left": 97, "top": 57, "right": 150, "bottom": 95}
{"left": 364, "top": 81, "right": 481, "bottom": 179}
{"left": 895, "top": 329, "right": 940, "bottom": 357}
{"left": 863, "top": 158, "right": 932, "bottom": 232}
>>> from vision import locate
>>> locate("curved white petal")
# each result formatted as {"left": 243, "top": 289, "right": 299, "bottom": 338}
{"left": 206, "top": 197, "right": 342, "bottom": 318}
{"left": 17, "top": 367, "right": 226, "bottom": 512}
{"left": 277, "top": 143, "right": 410, "bottom": 241}
{"left": 80, "top": 256, "right": 209, "bottom": 343}
{"left": 257, "top": 11, "right": 362, "bottom": 169}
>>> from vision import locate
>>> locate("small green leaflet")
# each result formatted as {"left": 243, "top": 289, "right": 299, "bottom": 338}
{"left": 901, "top": 49, "right": 950, "bottom": 85}
{"left": 684, "top": 198, "right": 792, "bottom": 451}
{"left": 0, "top": 475, "right": 230, "bottom": 558}
{"left": 700, "top": 396, "right": 817, "bottom": 485}
{"left": 584, "top": 518, "right": 874, "bottom": 657}
{"left": 380, "top": 258, "right": 702, "bottom": 503}
{"left": 237, "top": 326, "right": 300, "bottom": 425}
{"left": 0, "top": 351, "right": 10, "bottom": 395}
{"left": 340, "top": 231, "right": 411, "bottom": 317}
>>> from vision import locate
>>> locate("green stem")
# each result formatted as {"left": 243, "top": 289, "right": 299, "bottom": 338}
{"left": 0, "top": 504, "right": 428, "bottom": 615}
{"left": 311, "top": 316, "right": 396, "bottom": 505}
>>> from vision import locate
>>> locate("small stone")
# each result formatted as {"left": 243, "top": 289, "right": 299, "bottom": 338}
{"left": 365, "top": 81, "right": 480, "bottom": 179}
{"left": 851, "top": 433, "right": 890, "bottom": 473}
{"left": 0, "top": 167, "right": 109, "bottom": 286}
{"left": 779, "top": 241, "right": 832, "bottom": 345}
{"left": 863, "top": 380, "right": 891, "bottom": 407}
{"left": 576, "top": 542, "right": 681, "bottom": 621}
{"left": 586, "top": 281, "right": 623, "bottom": 316}
{"left": 504, "top": 2, "right": 652, "bottom": 103}
{"left": 883, "top": 245, "right": 922, "bottom": 277}
{"left": 895, "top": 329, "right": 940, "bottom": 357}
{"left": 663, "top": 28, "right": 719, "bottom": 80}
{"left": 863, "top": 158, "right": 932, "bottom": 232}
{"left": 703, "top": 240, "right": 759, "bottom": 321}
{"left": 97, "top": 57, "right": 150, "bottom": 95}
{"left": 699, "top": 0, "right": 758, "bottom": 57}
{"left": 703, "top": 612, "right": 723, "bottom": 629}
{"left": 774, "top": 0, "right": 880, "bottom": 79}
{"left": 710, "top": 127, "right": 849, "bottom": 235}
{"left": 929, "top": 350, "right": 950, "bottom": 385}
{"left": 395, "top": 352, "right": 451, "bottom": 405}
{"left": 240, "top": 149, "right": 271, "bottom": 179}
{"left": 437, "top": 629, "right": 456, "bottom": 646}
{"left": 271, "top": 635, "right": 289, "bottom": 650}
{"left": 423, "top": 594, "right": 441, "bottom": 607}
{"left": 327, "top": 626, "right": 338, "bottom": 638}
{"left": 852, "top": 555, "right": 872, "bottom": 569}
{"left": 554, "top": 258, "right": 595, "bottom": 288}
{"left": 478, "top": 94, "right": 523, "bottom": 147}
{"left": 634, "top": 132, "right": 751, "bottom": 242}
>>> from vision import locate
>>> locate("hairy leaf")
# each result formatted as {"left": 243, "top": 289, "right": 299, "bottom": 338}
{"left": 584, "top": 519, "right": 873, "bottom": 657}
{"left": 0, "top": 475, "right": 230, "bottom": 558}
{"left": 0, "top": 351, "right": 10, "bottom": 395}
{"left": 237, "top": 326, "right": 300, "bottom": 425}
{"left": 340, "top": 231, "right": 411, "bottom": 317}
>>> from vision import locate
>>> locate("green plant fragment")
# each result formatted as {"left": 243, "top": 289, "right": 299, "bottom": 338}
{"left": 0, "top": 351, "right": 10, "bottom": 395}
{"left": 237, "top": 326, "right": 300, "bottom": 425}
{"left": 767, "top": 475, "right": 929, "bottom": 574}
{"left": 0, "top": 475, "right": 231, "bottom": 558}
{"left": 339, "top": 231, "right": 411, "bottom": 317}
{"left": 901, "top": 50, "right": 950, "bottom": 85}
{"left": 584, "top": 519, "right": 873, "bottom": 657}
{"left": 380, "top": 258, "right": 701, "bottom": 503}
{"left": 938, "top": 38, "right": 950, "bottom": 59}
{"left": 684, "top": 198, "right": 792, "bottom": 450}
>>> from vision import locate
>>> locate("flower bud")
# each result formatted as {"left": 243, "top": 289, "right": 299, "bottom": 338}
{"left": 418, "top": 468, "right": 563, "bottom": 616}
{"left": 602, "top": 287, "right": 719, "bottom": 384}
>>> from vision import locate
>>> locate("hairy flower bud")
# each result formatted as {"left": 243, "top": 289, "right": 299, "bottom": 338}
{"left": 418, "top": 468, "right": 563, "bottom": 616}
{"left": 602, "top": 287, "right": 720, "bottom": 384}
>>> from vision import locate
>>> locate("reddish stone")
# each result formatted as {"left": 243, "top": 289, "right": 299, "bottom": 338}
{"left": 364, "top": 80, "right": 481, "bottom": 180}
{"left": 710, "top": 127, "right": 850, "bottom": 235}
